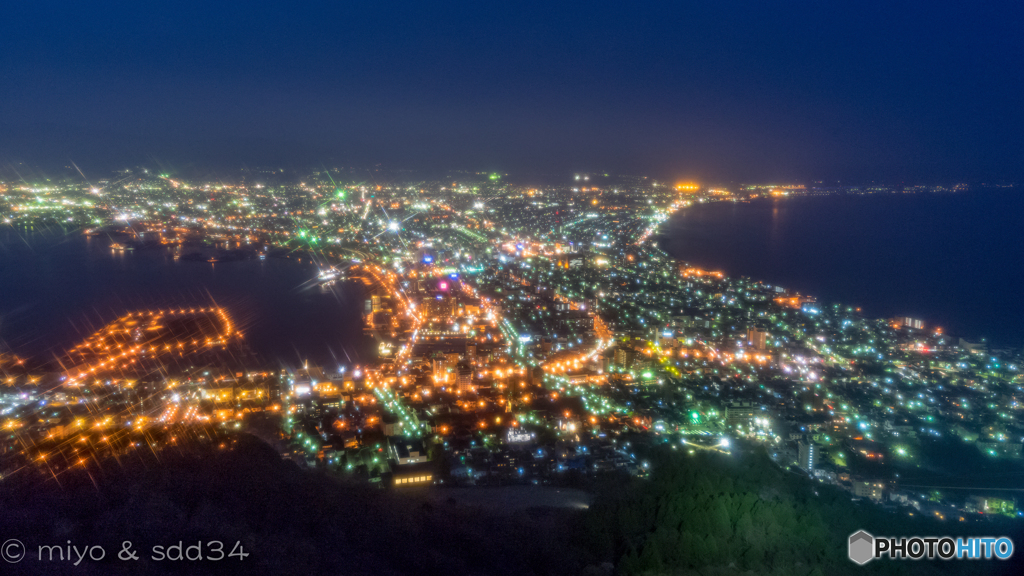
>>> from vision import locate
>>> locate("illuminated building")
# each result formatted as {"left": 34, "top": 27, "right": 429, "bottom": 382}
{"left": 746, "top": 327, "right": 768, "bottom": 350}
{"left": 725, "top": 402, "right": 757, "bottom": 429}
{"left": 422, "top": 295, "right": 456, "bottom": 318}
{"left": 456, "top": 364, "right": 473, "bottom": 392}
{"left": 852, "top": 481, "right": 885, "bottom": 501}
{"left": 774, "top": 295, "right": 815, "bottom": 309}
{"left": 798, "top": 440, "right": 816, "bottom": 472}
{"left": 893, "top": 316, "right": 924, "bottom": 330}
{"left": 613, "top": 348, "right": 633, "bottom": 368}
{"left": 390, "top": 439, "right": 434, "bottom": 488}
{"left": 391, "top": 465, "right": 434, "bottom": 487}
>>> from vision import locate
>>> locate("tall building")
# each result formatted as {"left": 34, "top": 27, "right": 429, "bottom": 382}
{"left": 613, "top": 348, "right": 633, "bottom": 368}
{"left": 798, "top": 440, "right": 816, "bottom": 472}
{"left": 432, "top": 358, "right": 450, "bottom": 385}
{"left": 746, "top": 327, "right": 768, "bottom": 350}
{"left": 456, "top": 364, "right": 474, "bottom": 392}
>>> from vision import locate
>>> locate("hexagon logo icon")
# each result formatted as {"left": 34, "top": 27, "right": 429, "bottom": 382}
{"left": 848, "top": 530, "right": 874, "bottom": 565}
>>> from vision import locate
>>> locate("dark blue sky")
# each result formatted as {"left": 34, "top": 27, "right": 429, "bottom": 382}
{"left": 2, "top": 1, "right": 1021, "bottom": 181}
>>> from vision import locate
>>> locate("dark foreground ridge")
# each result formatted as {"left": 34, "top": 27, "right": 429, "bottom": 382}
{"left": 0, "top": 434, "right": 579, "bottom": 575}
{"left": 1, "top": 435, "right": 1021, "bottom": 575}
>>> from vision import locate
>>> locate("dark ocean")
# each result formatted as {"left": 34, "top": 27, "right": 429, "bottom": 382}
{"left": 658, "top": 189, "right": 1024, "bottom": 349}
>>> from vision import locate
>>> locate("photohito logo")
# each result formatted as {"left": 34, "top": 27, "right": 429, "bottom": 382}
{"left": 848, "top": 530, "right": 1013, "bottom": 564}
{"left": 848, "top": 531, "right": 874, "bottom": 565}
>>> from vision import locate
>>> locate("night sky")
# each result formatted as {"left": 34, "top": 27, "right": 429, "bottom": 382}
{"left": 2, "top": 1, "right": 1022, "bottom": 181}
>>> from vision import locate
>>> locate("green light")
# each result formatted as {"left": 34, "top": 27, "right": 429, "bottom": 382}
{"left": 336, "top": 189, "right": 346, "bottom": 199}
{"left": 489, "top": 173, "right": 500, "bottom": 181}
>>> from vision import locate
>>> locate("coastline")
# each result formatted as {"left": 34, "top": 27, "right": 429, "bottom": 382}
{"left": 653, "top": 190, "right": 1024, "bottom": 348}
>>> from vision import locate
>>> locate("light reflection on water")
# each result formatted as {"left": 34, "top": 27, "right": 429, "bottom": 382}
{"left": 0, "top": 227, "right": 375, "bottom": 368}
